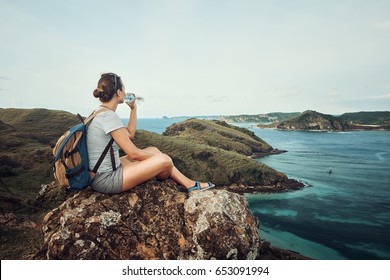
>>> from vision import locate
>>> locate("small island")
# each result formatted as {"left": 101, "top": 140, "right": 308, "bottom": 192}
{"left": 257, "top": 110, "right": 390, "bottom": 131}
{"left": 168, "top": 110, "right": 390, "bottom": 131}
{"left": 266, "top": 110, "right": 351, "bottom": 131}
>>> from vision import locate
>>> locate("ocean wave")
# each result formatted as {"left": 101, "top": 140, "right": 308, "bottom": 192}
{"left": 375, "top": 151, "right": 389, "bottom": 162}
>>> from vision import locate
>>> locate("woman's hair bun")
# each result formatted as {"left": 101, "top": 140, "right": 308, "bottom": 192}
{"left": 93, "top": 88, "right": 105, "bottom": 98}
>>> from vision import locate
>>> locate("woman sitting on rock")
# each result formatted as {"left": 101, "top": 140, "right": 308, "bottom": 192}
{"left": 87, "top": 72, "right": 215, "bottom": 194}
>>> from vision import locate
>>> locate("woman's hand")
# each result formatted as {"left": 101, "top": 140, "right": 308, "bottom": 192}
{"left": 126, "top": 100, "right": 137, "bottom": 110}
{"left": 126, "top": 101, "right": 137, "bottom": 139}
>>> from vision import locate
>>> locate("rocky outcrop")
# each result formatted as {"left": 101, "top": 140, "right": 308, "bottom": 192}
{"left": 34, "top": 180, "right": 260, "bottom": 260}
{"left": 226, "top": 178, "right": 305, "bottom": 194}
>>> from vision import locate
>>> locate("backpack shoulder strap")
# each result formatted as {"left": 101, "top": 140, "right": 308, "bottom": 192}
{"left": 83, "top": 107, "right": 110, "bottom": 125}
{"left": 69, "top": 108, "right": 109, "bottom": 154}
{"left": 92, "top": 138, "right": 115, "bottom": 173}
{"left": 86, "top": 106, "right": 116, "bottom": 173}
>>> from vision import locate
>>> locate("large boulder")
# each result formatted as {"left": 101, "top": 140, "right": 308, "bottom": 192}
{"left": 34, "top": 180, "right": 259, "bottom": 260}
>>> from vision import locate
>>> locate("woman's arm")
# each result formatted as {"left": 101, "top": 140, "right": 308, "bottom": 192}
{"left": 111, "top": 127, "right": 153, "bottom": 161}
{"left": 126, "top": 105, "right": 137, "bottom": 139}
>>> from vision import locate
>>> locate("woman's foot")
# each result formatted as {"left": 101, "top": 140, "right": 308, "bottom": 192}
{"left": 187, "top": 181, "right": 215, "bottom": 192}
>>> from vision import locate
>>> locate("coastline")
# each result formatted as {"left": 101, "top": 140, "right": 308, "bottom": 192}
{"left": 350, "top": 124, "right": 390, "bottom": 130}
{"left": 257, "top": 122, "right": 390, "bottom": 132}
{"left": 251, "top": 149, "right": 287, "bottom": 159}
{"left": 257, "top": 124, "right": 390, "bottom": 131}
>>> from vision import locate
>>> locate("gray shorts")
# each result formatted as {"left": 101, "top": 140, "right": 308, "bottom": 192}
{"left": 91, "top": 165, "right": 123, "bottom": 194}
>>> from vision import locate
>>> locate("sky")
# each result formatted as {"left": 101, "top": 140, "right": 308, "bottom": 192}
{"left": 1, "top": 0, "right": 389, "bottom": 118}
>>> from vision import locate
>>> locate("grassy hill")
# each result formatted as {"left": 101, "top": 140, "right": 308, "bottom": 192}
{"left": 0, "top": 120, "right": 14, "bottom": 132}
{"left": 133, "top": 131, "right": 283, "bottom": 187}
{"left": 163, "top": 119, "right": 273, "bottom": 155}
{"left": 0, "top": 109, "right": 80, "bottom": 209}
{"left": 0, "top": 109, "right": 81, "bottom": 258}
{"left": 0, "top": 108, "right": 80, "bottom": 140}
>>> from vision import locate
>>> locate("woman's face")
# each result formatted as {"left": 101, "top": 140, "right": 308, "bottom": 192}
{"left": 118, "top": 85, "right": 125, "bottom": 103}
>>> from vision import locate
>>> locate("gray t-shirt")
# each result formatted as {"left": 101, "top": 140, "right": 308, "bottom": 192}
{"left": 87, "top": 110, "right": 124, "bottom": 173}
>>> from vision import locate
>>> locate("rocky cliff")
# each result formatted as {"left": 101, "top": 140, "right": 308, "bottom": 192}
{"left": 34, "top": 180, "right": 260, "bottom": 260}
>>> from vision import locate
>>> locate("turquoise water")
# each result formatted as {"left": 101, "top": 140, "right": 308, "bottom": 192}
{"left": 135, "top": 118, "right": 182, "bottom": 134}
{"left": 244, "top": 127, "right": 390, "bottom": 260}
{"left": 136, "top": 119, "right": 390, "bottom": 260}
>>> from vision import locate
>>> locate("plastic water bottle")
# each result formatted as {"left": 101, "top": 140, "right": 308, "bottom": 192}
{"left": 124, "top": 93, "right": 145, "bottom": 104}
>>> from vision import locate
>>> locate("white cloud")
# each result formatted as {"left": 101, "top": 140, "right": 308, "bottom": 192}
{"left": 1, "top": 1, "right": 390, "bottom": 117}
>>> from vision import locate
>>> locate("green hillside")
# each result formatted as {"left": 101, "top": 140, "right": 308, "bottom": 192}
{"left": 0, "top": 109, "right": 80, "bottom": 209}
{"left": 133, "top": 129, "right": 283, "bottom": 187}
{"left": 340, "top": 111, "right": 390, "bottom": 125}
{"left": 163, "top": 119, "right": 273, "bottom": 156}
{"left": 0, "top": 108, "right": 79, "bottom": 140}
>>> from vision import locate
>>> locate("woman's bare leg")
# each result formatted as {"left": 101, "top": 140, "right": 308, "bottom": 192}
{"left": 121, "top": 153, "right": 173, "bottom": 191}
{"left": 140, "top": 147, "right": 211, "bottom": 189}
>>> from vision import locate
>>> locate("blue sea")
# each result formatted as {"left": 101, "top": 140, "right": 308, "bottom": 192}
{"left": 134, "top": 118, "right": 390, "bottom": 260}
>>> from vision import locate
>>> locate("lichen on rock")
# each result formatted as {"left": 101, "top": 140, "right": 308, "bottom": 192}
{"left": 183, "top": 190, "right": 259, "bottom": 260}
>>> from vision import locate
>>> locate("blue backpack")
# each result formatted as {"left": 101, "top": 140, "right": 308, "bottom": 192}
{"left": 53, "top": 109, "right": 114, "bottom": 192}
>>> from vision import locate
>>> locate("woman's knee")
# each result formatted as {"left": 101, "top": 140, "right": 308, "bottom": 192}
{"left": 151, "top": 154, "right": 172, "bottom": 179}
{"left": 156, "top": 154, "right": 173, "bottom": 169}
{"left": 145, "top": 146, "right": 162, "bottom": 154}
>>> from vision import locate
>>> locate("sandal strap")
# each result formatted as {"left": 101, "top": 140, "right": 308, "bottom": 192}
{"left": 187, "top": 181, "right": 201, "bottom": 192}
{"left": 187, "top": 181, "right": 215, "bottom": 192}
